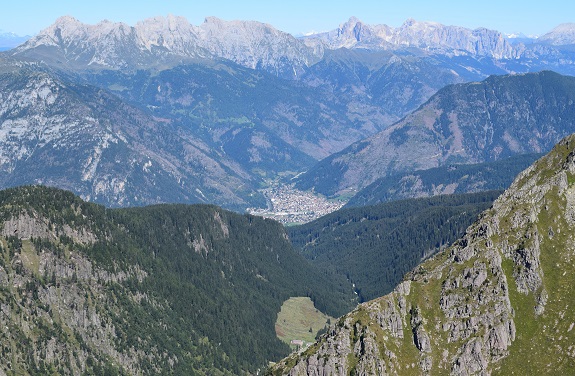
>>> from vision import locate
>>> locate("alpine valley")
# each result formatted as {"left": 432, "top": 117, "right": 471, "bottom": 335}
{"left": 1, "top": 13, "right": 575, "bottom": 376}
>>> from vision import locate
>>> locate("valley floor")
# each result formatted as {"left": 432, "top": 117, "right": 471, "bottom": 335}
{"left": 247, "top": 184, "right": 345, "bottom": 224}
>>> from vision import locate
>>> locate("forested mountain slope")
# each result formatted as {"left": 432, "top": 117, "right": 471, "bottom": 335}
{"left": 0, "top": 186, "right": 355, "bottom": 375}
{"left": 346, "top": 153, "right": 541, "bottom": 207}
{"left": 289, "top": 191, "right": 501, "bottom": 302}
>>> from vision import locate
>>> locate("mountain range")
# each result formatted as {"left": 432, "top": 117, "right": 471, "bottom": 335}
{"left": 0, "top": 31, "right": 29, "bottom": 51}
{"left": 14, "top": 16, "right": 575, "bottom": 74}
{"left": 1, "top": 13, "right": 575, "bottom": 375}
{"left": 1, "top": 16, "right": 575, "bottom": 209}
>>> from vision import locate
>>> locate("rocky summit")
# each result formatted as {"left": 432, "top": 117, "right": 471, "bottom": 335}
{"left": 269, "top": 133, "right": 575, "bottom": 375}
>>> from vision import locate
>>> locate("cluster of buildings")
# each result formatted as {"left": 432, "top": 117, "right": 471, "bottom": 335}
{"left": 247, "top": 185, "right": 345, "bottom": 224}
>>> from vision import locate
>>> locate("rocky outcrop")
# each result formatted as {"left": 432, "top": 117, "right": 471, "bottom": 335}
{"left": 1, "top": 212, "right": 97, "bottom": 244}
{"left": 303, "top": 17, "right": 516, "bottom": 59}
{"left": 0, "top": 231, "right": 152, "bottom": 374}
{"left": 270, "top": 134, "right": 575, "bottom": 375}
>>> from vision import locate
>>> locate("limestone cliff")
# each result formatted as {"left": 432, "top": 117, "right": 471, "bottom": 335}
{"left": 270, "top": 134, "right": 575, "bottom": 374}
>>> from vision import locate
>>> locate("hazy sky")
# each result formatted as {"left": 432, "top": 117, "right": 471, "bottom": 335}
{"left": 1, "top": 0, "right": 572, "bottom": 37}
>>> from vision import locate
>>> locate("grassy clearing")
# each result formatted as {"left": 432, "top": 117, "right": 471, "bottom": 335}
{"left": 20, "top": 240, "right": 40, "bottom": 276}
{"left": 275, "top": 297, "right": 334, "bottom": 347}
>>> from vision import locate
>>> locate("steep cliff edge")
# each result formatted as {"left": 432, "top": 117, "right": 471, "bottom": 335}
{"left": 269, "top": 134, "right": 575, "bottom": 375}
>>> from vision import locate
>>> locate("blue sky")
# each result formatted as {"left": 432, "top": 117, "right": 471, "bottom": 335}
{"left": 1, "top": 0, "right": 573, "bottom": 37}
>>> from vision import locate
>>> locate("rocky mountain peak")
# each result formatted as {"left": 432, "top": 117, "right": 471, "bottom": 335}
{"left": 539, "top": 22, "right": 575, "bottom": 45}
{"left": 198, "top": 15, "right": 285, "bottom": 39}
{"left": 301, "top": 16, "right": 391, "bottom": 51}
{"left": 338, "top": 16, "right": 362, "bottom": 31}
{"left": 398, "top": 17, "right": 442, "bottom": 30}
{"left": 136, "top": 14, "right": 194, "bottom": 33}
{"left": 337, "top": 17, "right": 366, "bottom": 42}
{"left": 134, "top": 14, "right": 200, "bottom": 54}
{"left": 195, "top": 16, "right": 318, "bottom": 77}
{"left": 51, "top": 15, "right": 83, "bottom": 28}
{"left": 43, "top": 15, "right": 131, "bottom": 42}
{"left": 401, "top": 18, "right": 417, "bottom": 27}
{"left": 302, "top": 17, "right": 514, "bottom": 58}
{"left": 395, "top": 18, "right": 512, "bottom": 58}
{"left": 26, "top": 15, "right": 83, "bottom": 47}
{"left": 17, "top": 16, "right": 148, "bottom": 68}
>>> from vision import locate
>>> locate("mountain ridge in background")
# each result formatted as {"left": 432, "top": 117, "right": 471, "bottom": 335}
{"left": 345, "top": 153, "right": 542, "bottom": 207}
{"left": 295, "top": 71, "right": 575, "bottom": 196}
{"left": 0, "top": 60, "right": 266, "bottom": 210}
{"left": 0, "top": 30, "right": 29, "bottom": 51}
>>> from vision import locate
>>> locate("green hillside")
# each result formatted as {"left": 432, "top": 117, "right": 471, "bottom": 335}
{"left": 275, "top": 297, "right": 334, "bottom": 348}
{"left": 346, "top": 153, "right": 541, "bottom": 207}
{"left": 289, "top": 190, "right": 501, "bottom": 301}
{"left": 0, "top": 186, "right": 355, "bottom": 375}
{"left": 270, "top": 133, "right": 575, "bottom": 376}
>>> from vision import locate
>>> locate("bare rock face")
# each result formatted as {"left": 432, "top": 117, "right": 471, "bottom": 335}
{"left": 302, "top": 17, "right": 516, "bottom": 59}
{"left": 1, "top": 212, "right": 96, "bottom": 244}
{"left": 13, "top": 15, "right": 318, "bottom": 79}
{"left": 0, "top": 228, "right": 151, "bottom": 374}
{"left": 196, "top": 17, "right": 318, "bottom": 78}
{"left": 270, "top": 134, "right": 575, "bottom": 375}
